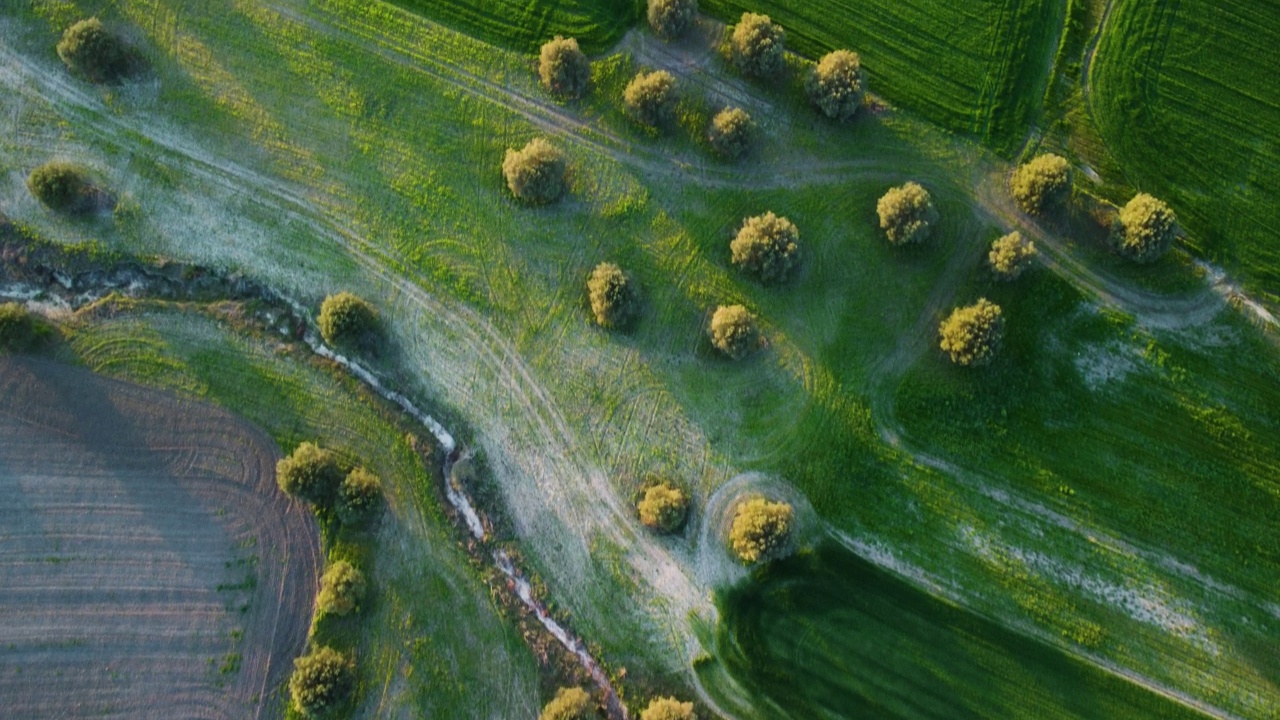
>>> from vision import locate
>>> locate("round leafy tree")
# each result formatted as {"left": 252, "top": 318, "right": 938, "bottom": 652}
{"left": 729, "top": 13, "right": 785, "bottom": 78}
{"left": 587, "top": 262, "right": 639, "bottom": 329}
{"left": 987, "top": 231, "right": 1037, "bottom": 280}
{"left": 877, "top": 181, "right": 939, "bottom": 246}
{"left": 289, "top": 646, "right": 355, "bottom": 718}
{"left": 939, "top": 298, "right": 1004, "bottom": 367}
{"left": 336, "top": 467, "right": 383, "bottom": 526}
{"left": 728, "top": 496, "right": 793, "bottom": 564}
{"left": 540, "top": 686, "right": 595, "bottom": 720}
{"left": 1009, "top": 154, "right": 1072, "bottom": 216}
{"left": 707, "top": 107, "right": 754, "bottom": 159}
{"left": 708, "top": 304, "right": 759, "bottom": 360}
{"left": 539, "top": 36, "right": 590, "bottom": 99}
{"left": 624, "top": 70, "right": 677, "bottom": 129}
{"left": 637, "top": 481, "right": 689, "bottom": 533}
{"left": 277, "top": 442, "right": 345, "bottom": 506}
{"left": 0, "top": 303, "right": 49, "bottom": 353}
{"left": 317, "top": 561, "right": 366, "bottom": 616}
{"left": 503, "top": 137, "right": 567, "bottom": 205}
{"left": 27, "top": 162, "right": 88, "bottom": 212}
{"left": 805, "top": 50, "right": 865, "bottom": 121}
{"left": 1111, "top": 193, "right": 1177, "bottom": 264}
{"left": 641, "top": 697, "right": 697, "bottom": 720}
{"left": 318, "top": 292, "right": 378, "bottom": 349}
{"left": 730, "top": 212, "right": 800, "bottom": 284}
{"left": 648, "top": 0, "right": 697, "bottom": 40}
{"left": 57, "top": 18, "right": 129, "bottom": 83}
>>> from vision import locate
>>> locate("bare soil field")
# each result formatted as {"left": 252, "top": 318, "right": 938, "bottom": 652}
{"left": 0, "top": 356, "right": 320, "bottom": 720}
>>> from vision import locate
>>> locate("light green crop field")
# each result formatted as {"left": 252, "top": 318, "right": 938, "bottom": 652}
{"left": 381, "top": 0, "right": 640, "bottom": 53}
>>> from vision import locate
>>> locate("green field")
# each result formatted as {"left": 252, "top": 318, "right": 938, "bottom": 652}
{"left": 384, "top": 0, "right": 640, "bottom": 52}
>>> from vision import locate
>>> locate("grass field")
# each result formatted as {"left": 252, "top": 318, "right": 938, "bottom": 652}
{"left": 382, "top": 0, "right": 639, "bottom": 53}
{"left": 1089, "top": 0, "right": 1280, "bottom": 298}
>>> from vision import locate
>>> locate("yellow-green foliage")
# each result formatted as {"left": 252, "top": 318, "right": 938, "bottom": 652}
{"left": 27, "top": 161, "right": 88, "bottom": 212}
{"left": 587, "top": 262, "right": 639, "bottom": 329}
{"left": 707, "top": 107, "right": 755, "bottom": 159}
{"left": 729, "top": 13, "right": 785, "bottom": 78}
{"left": 0, "top": 303, "right": 49, "bottom": 352}
{"left": 648, "top": 0, "right": 697, "bottom": 40}
{"left": 1009, "top": 154, "right": 1072, "bottom": 215}
{"left": 637, "top": 482, "right": 689, "bottom": 533}
{"left": 1112, "top": 193, "right": 1178, "bottom": 264}
{"left": 728, "top": 496, "right": 794, "bottom": 564}
{"left": 730, "top": 212, "right": 800, "bottom": 284}
{"left": 539, "top": 36, "right": 590, "bottom": 99}
{"left": 708, "top": 304, "right": 759, "bottom": 360}
{"left": 289, "top": 646, "right": 355, "bottom": 718}
{"left": 877, "top": 181, "right": 939, "bottom": 246}
{"left": 336, "top": 466, "right": 382, "bottom": 526}
{"left": 624, "top": 70, "right": 677, "bottom": 128}
{"left": 502, "top": 137, "right": 568, "bottom": 205}
{"left": 317, "top": 560, "right": 366, "bottom": 616}
{"left": 806, "top": 50, "right": 866, "bottom": 121}
{"left": 988, "top": 231, "right": 1037, "bottom": 280}
{"left": 276, "top": 442, "right": 345, "bottom": 506}
{"left": 57, "top": 18, "right": 128, "bottom": 83}
{"left": 318, "top": 292, "right": 377, "bottom": 349}
{"left": 939, "top": 298, "right": 1004, "bottom": 367}
{"left": 640, "top": 696, "right": 697, "bottom": 720}
{"left": 539, "top": 686, "right": 595, "bottom": 720}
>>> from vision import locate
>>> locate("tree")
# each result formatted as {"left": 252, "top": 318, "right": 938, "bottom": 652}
{"left": 877, "top": 181, "right": 939, "bottom": 246}
{"left": 318, "top": 292, "right": 378, "bottom": 349}
{"left": 1009, "top": 154, "right": 1072, "bottom": 216}
{"left": 728, "top": 496, "right": 793, "bottom": 564}
{"left": 624, "top": 70, "right": 677, "bottom": 129}
{"left": 648, "top": 0, "right": 697, "bottom": 40}
{"left": 987, "top": 231, "right": 1037, "bottom": 280}
{"left": 289, "top": 646, "right": 355, "bottom": 718}
{"left": 336, "top": 467, "right": 382, "bottom": 526}
{"left": 641, "top": 697, "right": 697, "bottom": 720}
{"left": 540, "top": 686, "right": 596, "bottom": 720}
{"left": 637, "top": 481, "right": 689, "bottom": 533}
{"left": 277, "top": 442, "right": 345, "bottom": 506}
{"left": 317, "top": 561, "right": 366, "bottom": 616}
{"left": 57, "top": 18, "right": 129, "bottom": 83}
{"left": 707, "top": 107, "right": 754, "bottom": 159}
{"left": 539, "top": 36, "right": 590, "bottom": 99}
{"left": 939, "top": 299, "right": 1004, "bottom": 367}
{"left": 729, "top": 13, "right": 785, "bottom": 78}
{"left": 503, "top": 138, "right": 568, "bottom": 205}
{"left": 27, "top": 162, "right": 88, "bottom": 212}
{"left": 1111, "top": 193, "right": 1177, "bottom": 264}
{"left": 0, "top": 303, "right": 49, "bottom": 353}
{"left": 805, "top": 50, "right": 865, "bottom": 121}
{"left": 587, "top": 262, "right": 639, "bottom": 329}
{"left": 708, "top": 304, "right": 759, "bottom": 360}
{"left": 730, "top": 212, "right": 800, "bottom": 284}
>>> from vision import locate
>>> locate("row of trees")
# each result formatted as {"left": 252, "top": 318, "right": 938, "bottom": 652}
{"left": 276, "top": 441, "right": 383, "bottom": 525}
{"left": 541, "top": 686, "right": 698, "bottom": 720}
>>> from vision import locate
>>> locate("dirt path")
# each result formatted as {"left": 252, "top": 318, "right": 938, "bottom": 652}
{"left": 0, "top": 356, "right": 320, "bottom": 720}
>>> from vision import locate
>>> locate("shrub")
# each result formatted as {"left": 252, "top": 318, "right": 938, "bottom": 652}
{"left": 708, "top": 305, "right": 759, "bottom": 360}
{"left": 805, "top": 50, "right": 865, "bottom": 121}
{"left": 939, "top": 299, "right": 1004, "bottom": 367}
{"left": 988, "top": 231, "right": 1037, "bottom": 280}
{"left": 57, "top": 18, "right": 129, "bottom": 83}
{"left": 707, "top": 107, "right": 754, "bottom": 159}
{"left": 27, "top": 162, "right": 88, "bottom": 212}
{"left": 540, "top": 686, "right": 595, "bottom": 720}
{"left": 277, "top": 442, "right": 345, "bottom": 506}
{"left": 503, "top": 138, "right": 568, "bottom": 205}
{"left": 1009, "top": 154, "right": 1072, "bottom": 215}
{"left": 0, "top": 303, "right": 49, "bottom": 353}
{"left": 336, "top": 467, "right": 382, "bottom": 526}
{"left": 539, "top": 36, "right": 590, "bottom": 99}
{"left": 729, "top": 13, "right": 785, "bottom": 78}
{"left": 730, "top": 212, "right": 800, "bottom": 284}
{"left": 318, "top": 292, "right": 378, "bottom": 349}
{"left": 587, "top": 262, "right": 639, "bottom": 329}
{"left": 648, "top": 0, "right": 697, "bottom": 40}
{"left": 624, "top": 70, "right": 677, "bottom": 129}
{"left": 289, "top": 646, "right": 355, "bottom": 718}
{"left": 728, "top": 496, "right": 793, "bottom": 564}
{"left": 637, "top": 481, "right": 689, "bottom": 533}
{"left": 877, "top": 181, "right": 939, "bottom": 246}
{"left": 641, "top": 697, "right": 697, "bottom": 720}
{"left": 317, "top": 561, "right": 366, "bottom": 616}
{"left": 1111, "top": 193, "right": 1177, "bottom": 264}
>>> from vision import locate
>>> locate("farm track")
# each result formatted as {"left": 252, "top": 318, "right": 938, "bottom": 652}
{"left": 0, "top": 356, "right": 320, "bottom": 720}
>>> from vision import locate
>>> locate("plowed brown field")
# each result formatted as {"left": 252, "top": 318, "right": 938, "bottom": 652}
{"left": 0, "top": 356, "right": 320, "bottom": 720}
